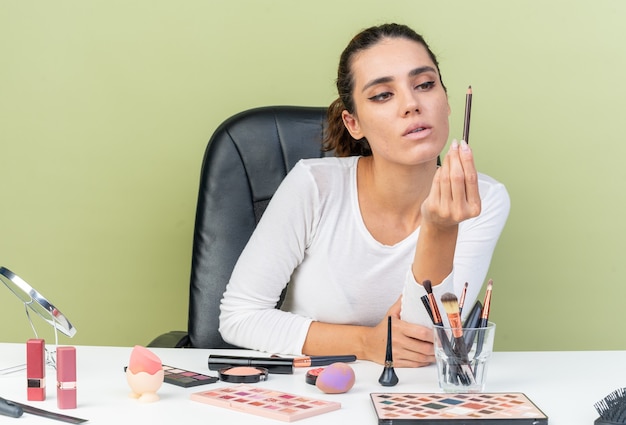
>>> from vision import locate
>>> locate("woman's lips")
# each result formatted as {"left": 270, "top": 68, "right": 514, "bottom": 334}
{"left": 404, "top": 122, "right": 431, "bottom": 134}
{"left": 404, "top": 125, "right": 432, "bottom": 139}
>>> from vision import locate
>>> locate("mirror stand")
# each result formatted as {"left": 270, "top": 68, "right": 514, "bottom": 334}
{"left": 0, "top": 266, "right": 77, "bottom": 375}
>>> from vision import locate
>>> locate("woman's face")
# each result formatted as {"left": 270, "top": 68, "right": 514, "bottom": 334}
{"left": 342, "top": 37, "right": 450, "bottom": 166}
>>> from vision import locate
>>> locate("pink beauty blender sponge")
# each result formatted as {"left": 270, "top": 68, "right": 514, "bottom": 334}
{"left": 315, "top": 362, "right": 355, "bottom": 394}
{"left": 126, "top": 345, "right": 164, "bottom": 402}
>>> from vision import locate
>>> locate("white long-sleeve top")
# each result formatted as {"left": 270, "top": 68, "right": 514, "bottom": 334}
{"left": 219, "top": 156, "right": 510, "bottom": 355}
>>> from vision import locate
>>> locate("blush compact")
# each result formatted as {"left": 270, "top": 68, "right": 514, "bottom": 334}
{"left": 218, "top": 366, "right": 269, "bottom": 383}
{"left": 305, "top": 367, "right": 324, "bottom": 385}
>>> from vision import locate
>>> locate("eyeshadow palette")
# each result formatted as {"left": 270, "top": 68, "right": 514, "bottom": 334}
{"left": 190, "top": 384, "right": 341, "bottom": 422}
{"left": 163, "top": 365, "right": 218, "bottom": 387}
{"left": 370, "top": 392, "right": 548, "bottom": 424}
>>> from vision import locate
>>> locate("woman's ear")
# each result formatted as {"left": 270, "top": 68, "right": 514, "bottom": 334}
{"left": 341, "top": 110, "right": 364, "bottom": 140}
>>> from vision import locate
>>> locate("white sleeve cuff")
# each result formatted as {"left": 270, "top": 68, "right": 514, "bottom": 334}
{"left": 400, "top": 269, "right": 455, "bottom": 327}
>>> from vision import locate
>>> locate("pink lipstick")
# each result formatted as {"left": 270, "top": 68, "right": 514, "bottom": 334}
{"left": 56, "top": 346, "right": 77, "bottom": 409}
{"left": 26, "top": 339, "right": 45, "bottom": 401}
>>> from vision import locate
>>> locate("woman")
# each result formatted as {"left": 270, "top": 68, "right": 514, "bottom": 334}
{"left": 219, "top": 23, "right": 510, "bottom": 367}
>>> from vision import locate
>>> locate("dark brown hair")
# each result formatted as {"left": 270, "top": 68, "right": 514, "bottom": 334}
{"left": 323, "top": 23, "right": 446, "bottom": 157}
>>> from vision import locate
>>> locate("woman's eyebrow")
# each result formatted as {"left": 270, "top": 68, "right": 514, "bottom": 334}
{"left": 361, "top": 66, "right": 438, "bottom": 93}
{"left": 409, "top": 65, "right": 437, "bottom": 78}
{"left": 362, "top": 76, "right": 394, "bottom": 93}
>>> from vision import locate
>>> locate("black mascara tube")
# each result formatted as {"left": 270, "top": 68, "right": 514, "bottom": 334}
{"left": 208, "top": 355, "right": 294, "bottom": 374}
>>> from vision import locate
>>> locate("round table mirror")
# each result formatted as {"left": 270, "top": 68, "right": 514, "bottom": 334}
{"left": 0, "top": 266, "right": 76, "bottom": 337}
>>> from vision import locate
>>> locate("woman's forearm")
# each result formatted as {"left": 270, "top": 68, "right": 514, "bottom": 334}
{"left": 412, "top": 223, "right": 458, "bottom": 286}
{"left": 302, "top": 321, "right": 375, "bottom": 360}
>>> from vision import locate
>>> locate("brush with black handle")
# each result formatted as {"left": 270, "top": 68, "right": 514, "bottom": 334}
{"left": 423, "top": 280, "right": 461, "bottom": 384}
{"left": 423, "top": 281, "right": 473, "bottom": 384}
{"left": 423, "top": 281, "right": 457, "bottom": 361}
{"left": 441, "top": 292, "right": 470, "bottom": 362}
{"left": 474, "top": 279, "right": 493, "bottom": 359}
{"left": 461, "top": 299, "right": 483, "bottom": 349}
{"left": 458, "top": 282, "right": 469, "bottom": 316}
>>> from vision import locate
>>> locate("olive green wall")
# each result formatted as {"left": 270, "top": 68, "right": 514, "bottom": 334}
{"left": 2, "top": 0, "right": 625, "bottom": 351}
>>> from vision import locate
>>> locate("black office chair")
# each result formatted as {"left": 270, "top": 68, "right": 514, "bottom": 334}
{"left": 149, "top": 105, "right": 330, "bottom": 349}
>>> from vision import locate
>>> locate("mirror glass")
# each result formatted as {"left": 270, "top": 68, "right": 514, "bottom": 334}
{"left": 0, "top": 266, "right": 77, "bottom": 337}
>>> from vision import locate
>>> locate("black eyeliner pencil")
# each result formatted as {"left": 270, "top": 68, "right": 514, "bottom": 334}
{"left": 3, "top": 399, "right": 87, "bottom": 423}
{"left": 0, "top": 397, "right": 22, "bottom": 418}
{"left": 463, "top": 85, "right": 472, "bottom": 143}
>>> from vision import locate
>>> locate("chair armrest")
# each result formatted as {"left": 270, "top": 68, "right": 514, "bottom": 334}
{"left": 147, "top": 330, "right": 191, "bottom": 348}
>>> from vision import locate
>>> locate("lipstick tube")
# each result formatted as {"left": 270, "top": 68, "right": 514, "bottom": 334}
{"left": 56, "top": 346, "right": 77, "bottom": 409}
{"left": 26, "top": 339, "right": 45, "bottom": 401}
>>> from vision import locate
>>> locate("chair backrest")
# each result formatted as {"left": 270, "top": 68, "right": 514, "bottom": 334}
{"left": 187, "top": 105, "right": 330, "bottom": 348}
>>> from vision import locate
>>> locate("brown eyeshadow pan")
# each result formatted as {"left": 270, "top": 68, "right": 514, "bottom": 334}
{"left": 162, "top": 365, "right": 218, "bottom": 387}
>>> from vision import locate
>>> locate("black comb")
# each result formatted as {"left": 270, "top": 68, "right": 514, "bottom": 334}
{"left": 595, "top": 387, "right": 626, "bottom": 424}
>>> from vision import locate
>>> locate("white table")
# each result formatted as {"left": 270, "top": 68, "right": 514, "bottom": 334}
{"left": 1, "top": 343, "right": 623, "bottom": 424}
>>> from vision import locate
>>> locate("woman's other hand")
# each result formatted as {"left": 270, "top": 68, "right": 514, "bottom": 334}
{"left": 364, "top": 297, "right": 435, "bottom": 367}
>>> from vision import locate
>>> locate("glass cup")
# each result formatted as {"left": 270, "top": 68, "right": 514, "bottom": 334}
{"left": 433, "top": 321, "right": 496, "bottom": 393}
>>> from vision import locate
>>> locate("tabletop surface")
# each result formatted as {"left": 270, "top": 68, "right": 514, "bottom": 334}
{"left": 1, "top": 343, "right": 624, "bottom": 424}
